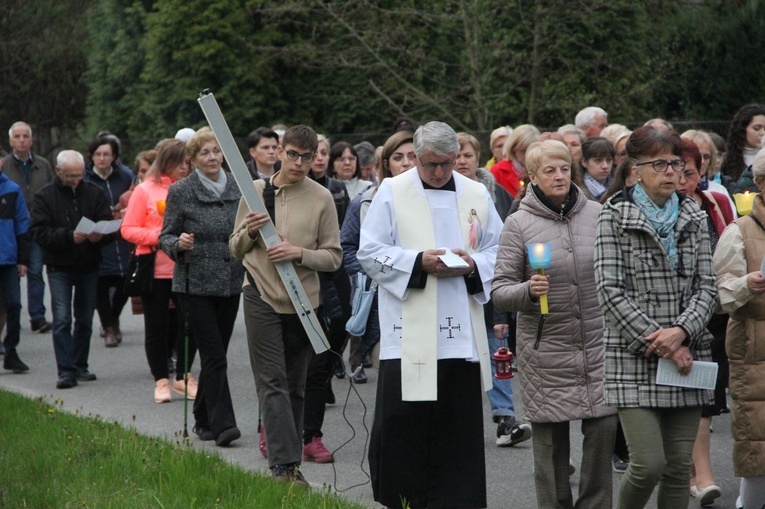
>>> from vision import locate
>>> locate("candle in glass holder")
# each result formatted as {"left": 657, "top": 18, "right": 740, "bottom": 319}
{"left": 156, "top": 200, "right": 166, "bottom": 217}
{"left": 734, "top": 191, "right": 756, "bottom": 216}
{"left": 526, "top": 242, "right": 552, "bottom": 314}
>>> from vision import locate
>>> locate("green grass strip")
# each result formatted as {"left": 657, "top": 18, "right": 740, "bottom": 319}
{"left": 0, "top": 389, "right": 367, "bottom": 509}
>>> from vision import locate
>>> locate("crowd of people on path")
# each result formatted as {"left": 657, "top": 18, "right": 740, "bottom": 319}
{"left": 1, "top": 101, "right": 765, "bottom": 508}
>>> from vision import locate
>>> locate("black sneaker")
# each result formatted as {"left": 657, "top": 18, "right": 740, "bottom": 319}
{"left": 351, "top": 367, "right": 368, "bottom": 384}
{"left": 496, "top": 416, "right": 532, "bottom": 447}
{"left": 76, "top": 370, "right": 97, "bottom": 382}
{"left": 333, "top": 360, "right": 346, "bottom": 379}
{"left": 193, "top": 425, "right": 214, "bottom": 441}
{"left": 612, "top": 454, "right": 629, "bottom": 473}
{"left": 215, "top": 427, "right": 241, "bottom": 447}
{"left": 3, "top": 352, "right": 29, "bottom": 373}
{"left": 31, "top": 319, "right": 52, "bottom": 333}
{"left": 56, "top": 376, "right": 78, "bottom": 389}
{"left": 271, "top": 464, "right": 309, "bottom": 486}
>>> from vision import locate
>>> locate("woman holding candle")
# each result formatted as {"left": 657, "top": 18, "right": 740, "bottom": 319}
{"left": 492, "top": 139, "right": 617, "bottom": 508}
{"left": 121, "top": 138, "right": 198, "bottom": 403}
{"left": 594, "top": 126, "right": 716, "bottom": 509}
{"left": 713, "top": 148, "right": 765, "bottom": 509}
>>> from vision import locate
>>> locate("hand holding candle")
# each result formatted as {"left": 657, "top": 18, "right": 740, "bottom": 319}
{"left": 527, "top": 242, "right": 552, "bottom": 314}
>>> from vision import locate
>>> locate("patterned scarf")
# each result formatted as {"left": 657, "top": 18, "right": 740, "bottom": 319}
{"left": 633, "top": 183, "right": 680, "bottom": 267}
{"left": 583, "top": 172, "right": 610, "bottom": 199}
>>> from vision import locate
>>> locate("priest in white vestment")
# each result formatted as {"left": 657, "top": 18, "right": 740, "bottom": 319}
{"left": 358, "top": 121, "right": 502, "bottom": 509}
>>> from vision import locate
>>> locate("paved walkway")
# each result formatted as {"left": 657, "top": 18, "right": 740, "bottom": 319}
{"left": 0, "top": 295, "right": 740, "bottom": 508}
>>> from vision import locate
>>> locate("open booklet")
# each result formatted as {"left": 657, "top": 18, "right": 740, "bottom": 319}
{"left": 75, "top": 217, "right": 122, "bottom": 235}
{"left": 656, "top": 358, "right": 718, "bottom": 390}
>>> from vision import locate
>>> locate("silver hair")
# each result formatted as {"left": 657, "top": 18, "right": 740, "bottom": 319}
{"left": 557, "top": 124, "right": 586, "bottom": 144}
{"left": 574, "top": 107, "right": 607, "bottom": 129}
{"left": 8, "top": 121, "right": 32, "bottom": 138}
{"left": 56, "top": 150, "right": 85, "bottom": 170}
{"left": 413, "top": 121, "right": 459, "bottom": 158}
{"left": 752, "top": 147, "right": 765, "bottom": 180}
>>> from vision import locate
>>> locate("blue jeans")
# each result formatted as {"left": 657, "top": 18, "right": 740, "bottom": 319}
{"left": 26, "top": 242, "right": 46, "bottom": 322}
{"left": 47, "top": 268, "right": 98, "bottom": 378}
{"left": 487, "top": 326, "right": 515, "bottom": 420}
{"left": 0, "top": 265, "right": 22, "bottom": 354}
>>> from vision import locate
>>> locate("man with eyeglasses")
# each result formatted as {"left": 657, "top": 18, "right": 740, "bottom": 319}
{"left": 230, "top": 125, "right": 342, "bottom": 485}
{"left": 358, "top": 121, "right": 502, "bottom": 508}
{"left": 30, "top": 150, "right": 113, "bottom": 389}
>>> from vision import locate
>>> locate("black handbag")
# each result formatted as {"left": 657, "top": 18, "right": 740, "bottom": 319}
{"left": 124, "top": 251, "right": 156, "bottom": 297}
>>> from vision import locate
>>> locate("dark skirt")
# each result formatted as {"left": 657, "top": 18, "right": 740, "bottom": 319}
{"left": 370, "top": 358, "right": 486, "bottom": 509}
{"left": 701, "top": 313, "right": 730, "bottom": 418}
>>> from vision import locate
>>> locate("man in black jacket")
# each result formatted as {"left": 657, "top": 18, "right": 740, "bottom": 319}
{"left": 31, "top": 150, "right": 113, "bottom": 389}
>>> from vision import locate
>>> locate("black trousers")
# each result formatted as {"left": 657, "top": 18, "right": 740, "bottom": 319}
{"left": 186, "top": 293, "right": 240, "bottom": 436}
{"left": 303, "top": 268, "right": 351, "bottom": 442}
{"left": 96, "top": 274, "right": 129, "bottom": 329}
{"left": 142, "top": 279, "right": 197, "bottom": 381}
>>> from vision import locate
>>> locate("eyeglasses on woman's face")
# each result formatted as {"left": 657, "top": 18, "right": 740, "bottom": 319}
{"left": 635, "top": 158, "right": 685, "bottom": 174}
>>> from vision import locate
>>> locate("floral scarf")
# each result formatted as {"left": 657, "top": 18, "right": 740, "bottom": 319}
{"left": 633, "top": 183, "right": 680, "bottom": 267}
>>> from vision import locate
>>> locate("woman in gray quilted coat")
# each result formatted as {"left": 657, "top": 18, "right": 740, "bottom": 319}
{"left": 594, "top": 126, "right": 716, "bottom": 509}
{"left": 492, "top": 139, "right": 617, "bottom": 509}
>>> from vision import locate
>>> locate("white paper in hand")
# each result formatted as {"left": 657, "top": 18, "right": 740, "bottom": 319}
{"left": 437, "top": 248, "right": 470, "bottom": 268}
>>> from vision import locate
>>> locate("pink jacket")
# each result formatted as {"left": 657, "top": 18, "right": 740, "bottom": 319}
{"left": 121, "top": 176, "right": 175, "bottom": 279}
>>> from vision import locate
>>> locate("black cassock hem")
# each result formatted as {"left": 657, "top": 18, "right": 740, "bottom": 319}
{"left": 369, "top": 358, "right": 487, "bottom": 509}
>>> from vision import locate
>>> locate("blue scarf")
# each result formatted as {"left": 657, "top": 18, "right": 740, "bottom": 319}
{"left": 633, "top": 183, "right": 680, "bottom": 267}
{"left": 583, "top": 172, "right": 610, "bottom": 199}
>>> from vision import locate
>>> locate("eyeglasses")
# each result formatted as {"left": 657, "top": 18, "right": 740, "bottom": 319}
{"left": 635, "top": 159, "right": 686, "bottom": 173}
{"left": 678, "top": 169, "right": 699, "bottom": 180}
{"left": 60, "top": 173, "right": 83, "bottom": 181}
{"left": 338, "top": 156, "right": 357, "bottom": 164}
{"left": 421, "top": 160, "right": 457, "bottom": 172}
{"left": 285, "top": 149, "right": 316, "bottom": 163}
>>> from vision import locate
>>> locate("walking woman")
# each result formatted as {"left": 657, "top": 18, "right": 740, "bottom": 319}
{"left": 84, "top": 136, "right": 134, "bottom": 347}
{"left": 713, "top": 148, "right": 765, "bottom": 509}
{"left": 159, "top": 127, "right": 244, "bottom": 446}
{"left": 594, "top": 126, "right": 716, "bottom": 508}
{"left": 492, "top": 139, "right": 617, "bottom": 508}
{"left": 121, "top": 139, "right": 198, "bottom": 403}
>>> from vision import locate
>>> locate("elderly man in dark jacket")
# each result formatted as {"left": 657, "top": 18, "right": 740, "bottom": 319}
{"left": 1, "top": 121, "right": 55, "bottom": 332}
{"left": 31, "top": 150, "right": 113, "bottom": 389}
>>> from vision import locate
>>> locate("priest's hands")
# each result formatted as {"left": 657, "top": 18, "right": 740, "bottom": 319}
{"left": 422, "top": 248, "right": 475, "bottom": 278}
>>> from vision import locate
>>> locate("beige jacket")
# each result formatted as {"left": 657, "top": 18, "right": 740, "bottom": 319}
{"left": 714, "top": 194, "right": 765, "bottom": 477}
{"left": 229, "top": 174, "right": 341, "bottom": 314}
{"left": 492, "top": 185, "right": 615, "bottom": 423}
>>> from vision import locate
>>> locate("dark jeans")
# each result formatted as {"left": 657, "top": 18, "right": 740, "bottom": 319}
{"left": 26, "top": 241, "right": 46, "bottom": 322}
{"left": 304, "top": 268, "right": 352, "bottom": 442}
{"left": 47, "top": 268, "right": 98, "bottom": 378}
{"left": 244, "top": 284, "right": 313, "bottom": 467}
{"left": 142, "top": 278, "right": 197, "bottom": 381}
{"left": 0, "top": 265, "right": 22, "bottom": 354}
{"left": 186, "top": 293, "right": 239, "bottom": 437}
{"left": 96, "top": 274, "right": 128, "bottom": 329}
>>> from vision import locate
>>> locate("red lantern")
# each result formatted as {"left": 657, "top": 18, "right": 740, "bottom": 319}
{"left": 492, "top": 346, "right": 514, "bottom": 380}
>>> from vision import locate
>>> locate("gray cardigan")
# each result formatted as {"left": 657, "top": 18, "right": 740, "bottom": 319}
{"left": 159, "top": 171, "right": 245, "bottom": 297}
